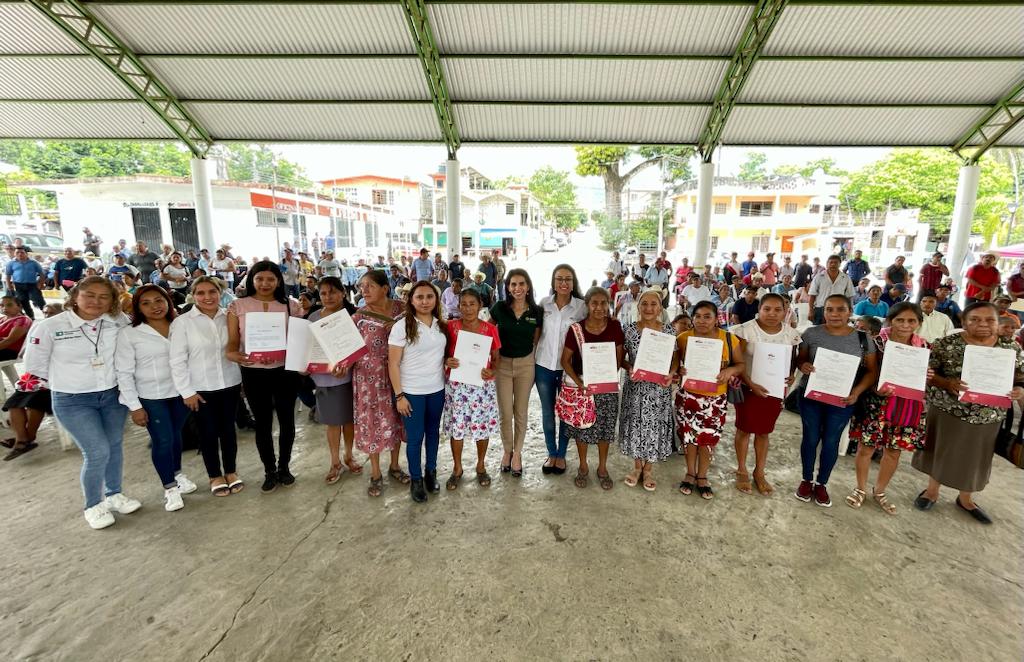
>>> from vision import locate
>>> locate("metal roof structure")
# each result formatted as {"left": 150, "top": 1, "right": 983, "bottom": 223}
{"left": 1, "top": 1, "right": 1023, "bottom": 163}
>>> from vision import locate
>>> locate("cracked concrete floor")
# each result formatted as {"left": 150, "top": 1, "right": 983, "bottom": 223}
{"left": 1, "top": 393, "right": 1022, "bottom": 661}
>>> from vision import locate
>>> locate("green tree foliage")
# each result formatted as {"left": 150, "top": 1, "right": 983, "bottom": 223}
{"left": 737, "top": 151, "right": 768, "bottom": 182}
{"left": 840, "top": 148, "right": 1012, "bottom": 237}
{"left": 593, "top": 211, "right": 624, "bottom": 250}
{"left": 575, "top": 145, "right": 693, "bottom": 222}
{"left": 773, "top": 157, "right": 848, "bottom": 179}
{"left": 528, "top": 166, "right": 582, "bottom": 231}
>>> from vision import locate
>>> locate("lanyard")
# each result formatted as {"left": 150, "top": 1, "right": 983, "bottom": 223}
{"left": 80, "top": 319, "right": 103, "bottom": 357}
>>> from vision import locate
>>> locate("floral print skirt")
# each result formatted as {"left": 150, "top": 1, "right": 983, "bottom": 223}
{"left": 442, "top": 380, "right": 500, "bottom": 441}
{"left": 675, "top": 390, "right": 728, "bottom": 448}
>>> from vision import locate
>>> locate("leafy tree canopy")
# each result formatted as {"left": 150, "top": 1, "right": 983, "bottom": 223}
{"left": 773, "top": 157, "right": 847, "bottom": 179}
{"left": 737, "top": 151, "right": 768, "bottom": 182}
{"left": 528, "top": 166, "right": 582, "bottom": 231}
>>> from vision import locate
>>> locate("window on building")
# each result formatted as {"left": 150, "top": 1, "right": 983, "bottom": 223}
{"left": 784, "top": 202, "right": 798, "bottom": 214}
{"left": 740, "top": 201, "right": 773, "bottom": 217}
{"left": 521, "top": 212, "right": 528, "bottom": 227}
{"left": 335, "top": 219, "right": 354, "bottom": 248}
{"left": 714, "top": 202, "right": 727, "bottom": 214}
{"left": 365, "top": 220, "right": 379, "bottom": 247}
{"left": 809, "top": 204, "right": 820, "bottom": 214}
{"left": 505, "top": 203, "right": 515, "bottom": 216}
{"left": 904, "top": 235, "right": 916, "bottom": 252}
{"left": 371, "top": 189, "right": 395, "bottom": 206}
{"left": 436, "top": 179, "right": 444, "bottom": 190}
{"left": 691, "top": 202, "right": 697, "bottom": 214}
{"left": 751, "top": 235, "right": 770, "bottom": 253}
{"left": 709, "top": 236, "right": 719, "bottom": 250}
{"left": 887, "top": 236, "right": 899, "bottom": 249}
{"left": 333, "top": 187, "right": 359, "bottom": 202}
{"left": 256, "top": 209, "right": 289, "bottom": 227}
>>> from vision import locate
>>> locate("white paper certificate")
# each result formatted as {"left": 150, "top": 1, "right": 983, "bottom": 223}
{"left": 633, "top": 328, "right": 675, "bottom": 384}
{"left": 877, "top": 342, "right": 930, "bottom": 402}
{"left": 750, "top": 342, "right": 791, "bottom": 399}
{"left": 960, "top": 344, "right": 1015, "bottom": 408}
{"left": 245, "top": 311, "right": 287, "bottom": 361}
{"left": 804, "top": 348, "right": 861, "bottom": 407}
{"left": 284, "top": 318, "right": 311, "bottom": 372}
{"left": 582, "top": 342, "right": 619, "bottom": 393}
{"left": 449, "top": 330, "right": 492, "bottom": 387}
{"left": 683, "top": 336, "right": 723, "bottom": 392}
{"left": 308, "top": 309, "right": 368, "bottom": 368}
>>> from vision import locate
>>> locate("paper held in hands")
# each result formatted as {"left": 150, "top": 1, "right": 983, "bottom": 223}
{"left": 683, "top": 336, "right": 723, "bottom": 392}
{"left": 804, "top": 348, "right": 861, "bottom": 407}
{"left": 750, "top": 342, "right": 791, "bottom": 400}
{"left": 582, "top": 342, "right": 619, "bottom": 393}
{"left": 244, "top": 311, "right": 287, "bottom": 362}
{"left": 632, "top": 328, "right": 675, "bottom": 384}
{"left": 284, "top": 318, "right": 333, "bottom": 373}
{"left": 959, "top": 344, "right": 1014, "bottom": 409}
{"left": 450, "top": 330, "right": 492, "bottom": 388}
{"left": 309, "top": 309, "right": 368, "bottom": 370}
{"left": 877, "top": 342, "right": 929, "bottom": 402}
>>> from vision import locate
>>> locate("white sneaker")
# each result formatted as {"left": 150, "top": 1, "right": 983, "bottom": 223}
{"left": 84, "top": 503, "right": 115, "bottom": 530}
{"left": 105, "top": 493, "right": 142, "bottom": 514}
{"left": 164, "top": 486, "right": 184, "bottom": 512}
{"left": 175, "top": 473, "right": 198, "bottom": 495}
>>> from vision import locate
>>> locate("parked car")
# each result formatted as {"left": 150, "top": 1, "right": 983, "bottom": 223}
{"left": 623, "top": 246, "right": 639, "bottom": 267}
{"left": 0, "top": 231, "right": 65, "bottom": 261}
{"left": 553, "top": 233, "right": 568, "bottom": 247}
{"left": 542, "top": 238, "right": 559, "bottom": 252}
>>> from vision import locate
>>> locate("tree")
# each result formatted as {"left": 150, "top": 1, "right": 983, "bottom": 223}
{"left": 737, "top": 151, "right": 768, "bottom": 182}
{"left": 575, "top": 145, "right": 693, "bottom": 222}
{"left": 841, "top": 148, "right": 1012, "bottom": 237}
{"left": 593, "top": 211, "right": 625, "bottom": 250}
{"left": 216, "top": 144, "right": 311, "bottom": 188}
{"left": 773, "top": 157, "right": 847, "bottom": 179}
{"left": 528, "top": 166, "right": 582, "bottom": 231}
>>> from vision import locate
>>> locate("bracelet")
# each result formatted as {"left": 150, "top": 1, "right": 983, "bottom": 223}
{"left": 394, "top": 392, "right": 406, "bottom": 400}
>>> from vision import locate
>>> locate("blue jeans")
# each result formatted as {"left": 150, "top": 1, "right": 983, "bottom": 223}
{"left": 52, "top": 388, "right": 129, "bottom": 509}
{"left": 799, "top": 396, "right": 855, "bottom": 485}
{"left": 402, "top": 390, "right": 445, "bottom": 481}
{"left": 534, "top": 364, "right": 569, "bottom": 458}
{"left": 140, "top": 396, "right": 189, "bottom": 488}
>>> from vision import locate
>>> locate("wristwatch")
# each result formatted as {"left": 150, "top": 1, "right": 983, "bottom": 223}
{"left": 394, "top": 392, "right": 406, "bottom": 400}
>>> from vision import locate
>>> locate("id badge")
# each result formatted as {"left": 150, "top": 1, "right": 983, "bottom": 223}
{"left": 90, "top": 356, "right": 105, "bottom": 369}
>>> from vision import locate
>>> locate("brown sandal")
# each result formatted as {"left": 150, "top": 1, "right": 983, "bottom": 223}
{"left": 325, "top": 463, "right": 344, "bottom": 485}
{"left": 734, "top": 470, "right": 753, "bottom": 494}
{"left": 624, "top": 467, "right": 641, "bottom": 488}
{"left": 597, "top": 471, "right": 613, "bottom": 491}
{"left": 388, "top": 467, "right": 411, "bottom": 485}
{"left": 344, "top": 458, "right": 364, "bottom": 475}
{"left": 367, "top": 475, "right": 383, "bottom": 497}
{"left": 752, "top": 471, "right": 774, "bottom": 496}
{"left": 641, "top": 465, "right": 656, "bottom": 492}
{"left": 574, "top": 470, "right": 589, "bottom": 489}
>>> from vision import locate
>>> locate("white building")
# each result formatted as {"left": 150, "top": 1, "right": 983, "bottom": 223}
{"left": 318, "top": 174, "right": 431, "bottom": 255}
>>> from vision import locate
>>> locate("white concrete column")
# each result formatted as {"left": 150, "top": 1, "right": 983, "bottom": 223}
{"left": 190, "top": 158, "right": 216, "bottom": 251}
{"left": 947, "top": 164, "right": 980, "bottom": 284}
{"left": 694, "top": 161, "right": 715, "bottom": 267}
{"left": 446, "top": 158, "right": 460, "bottom": 258}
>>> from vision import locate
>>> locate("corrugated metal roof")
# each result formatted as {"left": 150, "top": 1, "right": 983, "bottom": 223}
{"left": 0, "top": 57, "right": 133, "bottom": 100}
{"left": 741, "top": 59, "right": 1024, "bottom": 105}
{"left": 444, "top": 58, "right": 727, "bottom": 102}
{"left": 0, "top": 101, "right": 176, "bottom": 139}
{"left": 90, "top": 3, "right": 413, "bottom": 55}
{"left": 143, "top": 57, "right": 429, "bottom": 101}
{"left": 721, "top": 106, "right": 986, "bottom": 146}
{"left": 429, "top": 3, "right": 751, "bottom": 55}
{"left": 183, "top": 102, "right": 441, "bottom": 141}
{"left": 764, "top": 5, "right": 1024, "bottom": 57}
{"left": 998, "top": 120, "right": 1024, "bottom": 147}
{"left": 454, "top": 104, "right": 709, "bottom": 143}
{"left": 0, "top": 4, "right": 84, "bottom": 54}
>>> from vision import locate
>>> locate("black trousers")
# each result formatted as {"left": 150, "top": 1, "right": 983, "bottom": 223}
{"left": 240, "top": 367, "right": 298, "bottom": 474}
{"left": 195, "top": 385, "right": 241, "bottom": 478}
{"left": 13, "top": 283, "right": 44, "bottom": 319}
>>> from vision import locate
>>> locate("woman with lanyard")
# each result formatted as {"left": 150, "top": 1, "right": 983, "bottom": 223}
{"left": 489, "top": 268, "right": 542, "bottom": 477}
{"left": 307, "top": 277, "right": 362, "bottom": 484}
{"left": 226, "top": 261, "right": 302, "bottom": 494}
{"left": 729, "top": 293, "right": 801, "bottom": 496}
{"left": 116, "top": 285, "right": 197, "bottom": 512}
{"left": 442, "top": 288, "right": 501, "bottom": 490}
{"left": 24, "top": 276, "right": 141, "bottom": 529}
{"left": 560, "top": 286, "right": 625, "bottom": 490}
{"left": 169, "top": 276, "right": 243, "bottom": 497}
{"left": 534, "top": 265, "right": 586, "bottom": 475}
{"left": 675, "top": 301, "right": 745, "bottom": 500}
{"left": 619, "top": 289, "right": 677, "bottom": 491}
{"left": 388, "top": 280, "right": 448, "bottom": 503}
{"left": 351, "top": 269, "right": 409, "bottom": 497}
{"left": 794, "top": 294, "right": 878, "bottom": 508}
{"left": 845, "top": 302, "right": 929, "bottom": 515}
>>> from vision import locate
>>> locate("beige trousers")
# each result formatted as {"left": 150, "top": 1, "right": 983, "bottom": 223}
{"left": 496, "top": 352, "right": 535, "bottom": 454}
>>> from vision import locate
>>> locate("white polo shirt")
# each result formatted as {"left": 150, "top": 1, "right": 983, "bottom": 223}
{"left": 23, "top": 311, "right": 126, "bottom": 394}
{"left": 808, "top": 271, "right": 854, "bottom": 307}
{"left": 919, "top": 310, "right": 955, "bottom": 344}
{"left": 115, "top": 324, "right": 179, "bottom": 410}
{"left": 388, "top": 316, "right": 446, "bottom": 395}
{"left": 534, "top": 295, "right": 587, "bottom": 371}
{"left": 168, "top": 306, "right": 242, "bottom": 399}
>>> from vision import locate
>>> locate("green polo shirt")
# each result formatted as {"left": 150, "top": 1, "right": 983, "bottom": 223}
{"left": 489, "top": 301, "right": 542, "bottom": 359}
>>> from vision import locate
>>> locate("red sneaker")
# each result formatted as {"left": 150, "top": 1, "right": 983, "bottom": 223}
{"left": 813, "top": 483, "right": 832, "bottom": 508}
{"left": 794, "top": 480, "right": 813, "bottom": 502}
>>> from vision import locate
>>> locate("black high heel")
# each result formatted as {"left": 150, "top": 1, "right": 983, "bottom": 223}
{"left": 511, "top": 453, "right": 523, "bottom": 477}
{"left": 500, "top": 452, "right": 512, "bottom": 473}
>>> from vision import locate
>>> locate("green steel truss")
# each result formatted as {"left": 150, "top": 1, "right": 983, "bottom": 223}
{"left": 26, "top": 0, "right": 214, "bottom": 157}
{"left": 399, "top": 0, "right": 460, "bottom": 158}
{"left": 951, "top": 78, "right": 1024, "bottom": 165}
{"left": 696, "top": 0, "right": 788, "bottom": 162}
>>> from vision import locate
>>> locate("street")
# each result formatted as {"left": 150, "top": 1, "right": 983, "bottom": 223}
{"left": 505, "top": 225, "right": 612, "bottom": 294}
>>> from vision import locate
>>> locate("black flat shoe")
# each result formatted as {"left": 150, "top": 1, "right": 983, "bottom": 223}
{"left": 541, "top": 464, "right": 554, "bottom": 475}
{"left": 260, "top": 473, "right": 277, "bottom": 494}
{"left": 424, "top": 470, "right": 440, "bottom": 494}
{"left": 956, "top": 497, "right": 992, "bottom": 525}
{"left": 277, "top": 468, "right": 295, "bottom": 486}
{"left": 410, "top": 479, "right": 428, "bottom": 503}
{"left": 551, "top": 464, "right": 566, "bottom": 475}
{"left": 913, "top": 490, "right": 936, "bottom": 511}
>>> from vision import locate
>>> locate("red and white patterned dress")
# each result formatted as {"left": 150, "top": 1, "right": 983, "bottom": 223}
{"left": 351, "top": 301, "right": 406, "bottom": 454}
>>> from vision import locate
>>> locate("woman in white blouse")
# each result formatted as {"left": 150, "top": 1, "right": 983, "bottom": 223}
{"left": 24, "top": 276, "right": 141, "bottom": 530}
{"left": 116, "top": 285, "right": 197, "bottom": 512}
{"left": 169, "top": 276, "right": 243, "bottom": 498}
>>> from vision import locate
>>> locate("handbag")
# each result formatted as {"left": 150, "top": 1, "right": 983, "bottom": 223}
{"left": 724, "top": 331, "right": 745, "bottom": 404}
{"left": 995, "top": 404, "right": 1024, "bottom": 469}
{"left": 555, "top": 323, "right": 597, "bottom": 429}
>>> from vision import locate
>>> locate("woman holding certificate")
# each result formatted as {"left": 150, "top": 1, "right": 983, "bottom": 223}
{"left": 560, "top": 287, "right": 625, "bottom": 490}
{"left": 730, "top": 293, "right": 801, "bottom": 496}
{"left": 846, "top": 302, "right": 929, "bottom": 515}
{"left": 388, "top": 281, "right": 448, "bottom": 503}
{"left": 442, "top": 289, "right": 501, "bottom": 490}
{"left": 619, "top": 289, "right": 677, "bottom": 491}
{"left": 226, "top": 261, "right": 303, "bottom": 494}
{"left": 675, "top": 301, "right": 745, "bottom": 499}
{"left": 912, "top": 302, "right": 1024, "bottom": 524}
{"left": 794, "top": 294, "right": 878, "bottom": 508}
{"left": 351, "top": 270, "right": 408, "bottom": 498}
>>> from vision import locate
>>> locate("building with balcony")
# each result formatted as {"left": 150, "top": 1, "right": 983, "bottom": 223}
{"left": 318, "top": 174, "right": 432, "bottom": 254}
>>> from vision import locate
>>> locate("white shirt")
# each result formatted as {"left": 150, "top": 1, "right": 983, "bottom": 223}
{"left": 163, "top": 264, "right": 189, "bottom": 289}
{"left": 535, "top": 295, "right": 587, "bottom": 371}
{"left": 319, "top": 259, "right": 342, "bottom": 278}
{"left": 23, "top": 311, "right": 126, "bottom": 394}
{"left": 730, "top": 319, "right": 802, "bottom": 380}
{"left": 646, "top": 266, "right": 670, "bottom": 286}
{"left": 115, "top": 324, "right": 179, "bottom": 410}
{"left": 808, "top": 271, "right": 854, "bottom": 306}
{"left": 210, "top": 258, "right": 234, "bottom": 282}
{"left": 681, "top": 284, "right": 713, "bottom": 307}
{"left": 919, "top": 310, "right": 955, "bottom": 344}
{"left": 388, "top": 316, "right": 447, "bottom": 395}
{"left": 607, "top": 258, "right": 625, "bottom": 276}
{"left": 168, "top": 306, "right": 241, "bottom": 399}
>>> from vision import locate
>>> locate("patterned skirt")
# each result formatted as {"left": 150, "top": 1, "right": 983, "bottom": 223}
{"left": 849, "top": 392, "right": 926, "bottom": 452}
{"left": 675, "top": 390, "right": 728, "bottom": 448}
{"left": 566, "top": 392, "right": 619, "bottom": 445}
{"left": 441, "top": 380, "right": 500, "bottom": 441}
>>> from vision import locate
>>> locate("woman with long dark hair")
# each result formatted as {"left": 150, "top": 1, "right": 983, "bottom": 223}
{"left": 226, "top": 261, "right": 303, "bottom": 493}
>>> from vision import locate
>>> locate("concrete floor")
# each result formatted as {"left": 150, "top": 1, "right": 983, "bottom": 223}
{"left": 1, "top": 394, "right": 1021, "bottom": 662}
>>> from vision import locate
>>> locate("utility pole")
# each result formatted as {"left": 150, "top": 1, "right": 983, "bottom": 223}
{"left": 658, "top": 156, "right": 666, "bottom": 255}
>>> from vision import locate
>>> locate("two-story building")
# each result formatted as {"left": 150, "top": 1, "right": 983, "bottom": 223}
{"left": 318, "top": 174, "right": 432, "bottom": 255}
